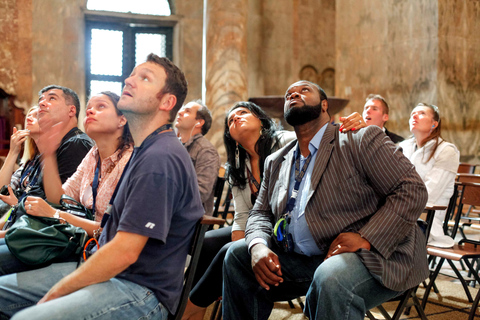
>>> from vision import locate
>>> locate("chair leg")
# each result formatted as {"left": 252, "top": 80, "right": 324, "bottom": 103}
{"left": 210, "top": 300, "right": 222, "bottom": 320}
{"left": 296, "top": 297, "right": 304, "bottom": 309}
{"left": 411, "top": 294, "right": 428, "bottom": 320}
{"left": 376, "top": 305, "right": 393, "bottom": 320}
{"left": 447, "top": 259, "right": 474, "bottom": 302}
{"left": 287, "top": 300, "right": 295, "bottom": 309}
{"left": 468, "top": 287, "right": 480, "bottom": 320}
{"left": 422, "top": 257, "right": 445, "bottom": 309}
{"left": 391, "top": 289, "right": 414, "bottom": 320}
{"left": 365, "top": 310, "right": 377, "bottom": 320}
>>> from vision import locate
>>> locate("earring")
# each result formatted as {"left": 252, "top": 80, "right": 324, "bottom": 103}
{"left": 235, "top": 142, "right": 240, "bottom": 169}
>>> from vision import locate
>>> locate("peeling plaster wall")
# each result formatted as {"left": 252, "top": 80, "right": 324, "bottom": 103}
{"left": 0, "top": 0, "right": 33, "bottom": 111}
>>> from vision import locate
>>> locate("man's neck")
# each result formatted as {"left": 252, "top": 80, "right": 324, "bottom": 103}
{"left": 294, "top": 117, "right": 329, "bottom": 157}
{"left": 177, "top": 127, "right": 201, "bottom": 144}
{"left": 127, "top": 114, "right": 172, "bottom": 147}
{"left": 54, "top": 120, "right": 77, "bottom": 142}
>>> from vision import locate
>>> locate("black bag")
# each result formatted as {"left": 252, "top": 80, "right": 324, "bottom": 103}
{"left": 53, "top": 194, "right": 94, "bottom": 221}
{"left": 5, "top": 213, "right": 88, "bottom": 265}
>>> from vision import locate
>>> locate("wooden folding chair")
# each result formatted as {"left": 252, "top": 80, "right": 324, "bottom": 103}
{"left": 366, "top": 205, "right": 445, "bottom": 320}
{"left": 422, "top": 182, "right": 480, "bottom": 320}
{"left": 169, "top": 215, "right": 225, "bottom": 320}
{"left": 212, "top": 176, "right": 226, "bottom": 218}
{"left": 458, "top": 163, "right": 477, "bottom": 174}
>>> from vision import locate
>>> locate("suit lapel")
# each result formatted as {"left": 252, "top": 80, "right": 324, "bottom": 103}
{"left": 306, "top": 123, "right": 335, "bottom": 204}
{"left": 275, "top": 143, "right": 296, "bottom": 216}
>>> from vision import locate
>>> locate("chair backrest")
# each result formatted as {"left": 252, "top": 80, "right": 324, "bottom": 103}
{"left": 449, "top": 182, "right": 480, "bottom": 238}
{"left": 212, "top": 176, "right": 226, "bottom": 218}
{"left": 457, "top": 173, "right": 480, "bottom": 184}
{"left": 424, "top": 205, "right": 447, "bottom": 244}
{"left": 458, "top": 163, "right": 476, "bottom": 174}
{"left": 169, "top": 215, "right": 225, "bottom": 320}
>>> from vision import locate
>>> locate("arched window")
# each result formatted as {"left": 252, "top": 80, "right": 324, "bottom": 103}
{"left": 85, "top": 0, "right": 174, "bottom": 98}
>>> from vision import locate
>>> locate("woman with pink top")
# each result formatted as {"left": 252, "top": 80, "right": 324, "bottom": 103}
{"left": 0, "top": 91, "right": 133, "bottom": 275}
{"left": 25, "top": 91, "right": 133, "bottom": 236}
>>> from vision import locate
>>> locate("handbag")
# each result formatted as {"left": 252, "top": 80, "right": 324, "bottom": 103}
{"left": 53, "top": 194, "right": 94, "bottom": 221}
{"left": 4, "top": 199, "right": 88, "bottom": 265}
{"left": 3, "top": 194, "right": 94, "bottom": 231}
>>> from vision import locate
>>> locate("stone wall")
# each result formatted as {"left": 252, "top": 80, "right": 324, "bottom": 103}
{"left": 336, "top": 0, "right": 438, "bottom": 138}
{"left": 0, "top": 0, "right": 33, "bottom": 111}
{"left": 336, "top": 0, "right": 479, "bottom": 163}
{"left": 31, "top": 0, "right": 86, "bottom": 124}
{"left": 176, "top": 0, "right": 203, "bottom": 102}
{"left": 259, "top": 0, "right": 336, "bottom": 96}
{"left": 437, "top": 0, "right": 480, "bottom": 163}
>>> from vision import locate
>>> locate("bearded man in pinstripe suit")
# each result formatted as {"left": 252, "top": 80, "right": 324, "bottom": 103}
{"left": 222, "top": 81, "right": 429, "bottom": 320}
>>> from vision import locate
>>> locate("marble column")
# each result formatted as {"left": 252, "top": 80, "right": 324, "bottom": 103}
{"left": 204, "top": 0, "right": 249, "bottom": 162}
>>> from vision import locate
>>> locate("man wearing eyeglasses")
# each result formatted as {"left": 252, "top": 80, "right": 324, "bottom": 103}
{"left": 222, "top": 81, "right": 429, "bottom": 320}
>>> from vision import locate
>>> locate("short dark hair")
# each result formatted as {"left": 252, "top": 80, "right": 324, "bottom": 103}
{"left": 39, "top": 85, "right": 80, "bottom": 119}
{"left": 192, "top": 99, "right": 213, "bottom": 135}
{"left": 98, "top": 91, "right": 133, "bottom": 159}
{"left": 366, "top": 94, "right": 389, "bottom": 115}
{"left": 286, "top": 80, "right": 329, "bottom": 115}
{"left": 146, "top": 53, "right": 188, "bottom": 122}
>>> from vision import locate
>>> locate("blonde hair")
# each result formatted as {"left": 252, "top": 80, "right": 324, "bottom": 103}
{"left": 20, "top": 106, "right": 39, "bottom": 165}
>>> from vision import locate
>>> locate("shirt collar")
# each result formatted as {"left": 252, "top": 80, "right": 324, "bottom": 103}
{"left": 294, "top": 123, "right": 328, "bottom": 159}
{"left": 183, "top": 133, "right": 203, "bottom": 148}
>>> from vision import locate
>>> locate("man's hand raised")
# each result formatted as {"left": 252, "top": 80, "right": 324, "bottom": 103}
{"left": 251, "top": 243, "right": 283, "bottom": 290}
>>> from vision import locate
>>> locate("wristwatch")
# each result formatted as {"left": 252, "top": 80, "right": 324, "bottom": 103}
{"left": 54, "top": 210, "right": 61, "bottom": 219}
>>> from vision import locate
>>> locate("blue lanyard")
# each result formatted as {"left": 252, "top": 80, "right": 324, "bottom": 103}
{"left": 18, "top": 155, "right": 42, "bottom": 200}
{"left": 91, "top": 158, "right": 101, "bottom": 218}
{"left": 273, "top": 150, "right": 313, "bottom": 251}
{"left": 285, "top": 151, "right": 313, "bottom": 214}
{"left": 100, "top": 124, "right": 172, "bottom": 228}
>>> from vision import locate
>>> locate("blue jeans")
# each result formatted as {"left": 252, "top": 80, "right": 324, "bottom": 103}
{"left": 0, "top": 262, "right": 168, "bottom": 320}
{"left": 190, "top": 226, "right": 233, "bottom": 307}
{"left": 223, "top": 241, "right": 402, "bottom": 320}
{"left": 0, "top": 239, "right": 58, "bottom": 276}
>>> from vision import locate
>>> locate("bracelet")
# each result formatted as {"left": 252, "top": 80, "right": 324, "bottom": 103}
{"left": 54, "top": 210, "right": 61, "bottom": 219}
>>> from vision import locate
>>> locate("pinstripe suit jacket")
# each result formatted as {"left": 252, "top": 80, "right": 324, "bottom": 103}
{"left": 245, "top": 123, "right": 429, "bottom": 291}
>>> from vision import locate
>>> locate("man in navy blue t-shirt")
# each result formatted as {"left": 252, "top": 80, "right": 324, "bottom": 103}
{"left": 0, "top": 54, "right": 204, "bottom": 320}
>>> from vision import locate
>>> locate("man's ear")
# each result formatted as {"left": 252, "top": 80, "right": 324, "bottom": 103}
{"left": 159, "top": 93, "right": 177, "bottom": 113}
{"left": 68, "top": 105, "right": 77, "bottom": 118}
{"left": 382, "top": 113, "right": 389, "bottom": 123}
{"left": 321, "top": 99, "right": 328, "bottom": 112}
{"left": 196, "top": 119, "right": 205, "bottom": 128}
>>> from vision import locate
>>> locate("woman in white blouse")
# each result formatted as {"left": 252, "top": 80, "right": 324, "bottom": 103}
{"left": 399, "top": 103, "right": 460, "bottom": 248}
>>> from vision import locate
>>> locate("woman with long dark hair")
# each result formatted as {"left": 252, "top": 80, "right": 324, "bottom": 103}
{"left": 399, "top": 103, "right": 459, "bottom": 248}
{"left": 0, "top": 92, "right": 134, "bottom": 275}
